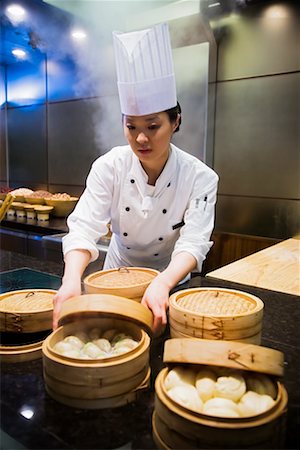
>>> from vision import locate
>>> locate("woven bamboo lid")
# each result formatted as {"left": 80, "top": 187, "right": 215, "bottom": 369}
{"left": 163, "top": 339, "right": 284, "bottom": 377}
{"left": 84, "top": 267, "right": 159, "bottom": 288}
{"left": 58, "top": 294, "right": 153, "bottom": 334}
{"left": 0, "top": 289, "right": 55, "bottom": 313}
{"left": 169, "top": 288, "right": 264, "bottom": 317}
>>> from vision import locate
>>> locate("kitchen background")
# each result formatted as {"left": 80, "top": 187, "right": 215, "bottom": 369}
{"left": 0, "top": 0, "right": 299, "bottom": 270}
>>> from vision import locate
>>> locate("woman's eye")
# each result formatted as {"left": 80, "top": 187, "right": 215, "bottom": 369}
{"left": 148, "top": 125, "right": 159, "bottom": 130}
{"left": 126, "top": 125, "right": 135, "bottom": 130}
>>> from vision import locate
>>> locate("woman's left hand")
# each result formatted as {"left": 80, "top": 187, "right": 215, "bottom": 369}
{"left": 141, "top": 275, "right": 170, "bottom": 336}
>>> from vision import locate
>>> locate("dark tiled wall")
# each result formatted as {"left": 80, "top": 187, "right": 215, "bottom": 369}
{"left": 213, "top": 1, "right": 300, "bottom": 239}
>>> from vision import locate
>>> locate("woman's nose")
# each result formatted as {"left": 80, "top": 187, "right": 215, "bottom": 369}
{"left": 136, "top": 132, "right": 149, "bottom": 144}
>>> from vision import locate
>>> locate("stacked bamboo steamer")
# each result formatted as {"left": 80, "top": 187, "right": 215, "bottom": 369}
{"left": 0, "top": 289, "right": 56, "bottom": 362}
{"left": 153, "top": 338, "right": 288, "bottom": 450}
{"left": 169, "top": 287, "right": 264, "bottom": 344}
{"left": 42, "top": 294, "right": 153, "bottom": 409}
{"left": 84, "top": 266, "right": 159, "bottom": 302}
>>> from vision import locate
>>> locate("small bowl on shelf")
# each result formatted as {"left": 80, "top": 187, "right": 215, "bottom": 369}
{"left": 45, "top": 197, "right": 78, "bottom": 217}
{"left": 24, "top": 196, "right": 45, "bottom": 205}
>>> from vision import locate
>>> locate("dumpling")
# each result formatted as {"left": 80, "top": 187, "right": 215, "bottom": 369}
{"left": 195, "top": 368, "right": 217, "bottom": 402}
{"left": 82, "top": 342, "right": 104, "bottom": 359}
{"left": 102, "top": 329, "right": 117, "bottom": 341}
{"left": 75, "top": 331, "right": 89, "bottom": 343}
{"left": 53, "top": 341, "right": 75, "bottom": 355}
{"left": 167, "top": 385, "right": 203, "bottom": 413}
{"left": 111, "top": 333, "right": 131, "bottom": 344}
{"left": 203, "top": 397, "right": 240, "bottom": 417}
{"left": 245, "top": 373, "right": 277, "bottom": 399}
{"left": 238, "top": 391, "right": 275, "bottom": 417}
{"left": 112, "top": 346, "right": 132, "bottom": 355}
{"left": 62, "top": 348, "right": 81, "bottom": 359}
{"left": 113, "top": 338, "right": 138, "bottom": 350}
{"left": 164, "top": 366, "right": 196, "bottom": 391}
{"left": 214, "top": 371, "right": 246, "bottom": 402}
{"left": 93, "top": 338, "right": 112, "bottom": 353}
{"left": 63, "top": 335, "right": 84, "bottom": 350}
{"left": 89, "top": 327, "right": 101, "bottom": 340}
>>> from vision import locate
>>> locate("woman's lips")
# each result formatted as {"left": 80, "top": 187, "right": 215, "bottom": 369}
{"left": 138, "top": 148, "right": 152, "bottom": 154}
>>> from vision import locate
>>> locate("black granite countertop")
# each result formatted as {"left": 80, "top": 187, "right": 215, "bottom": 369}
{"left": 0, "top": 251, "right": 299, "bottom": 450}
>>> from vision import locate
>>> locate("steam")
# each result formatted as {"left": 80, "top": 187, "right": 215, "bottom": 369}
{"left": 8, "top": 0, "right": 212, "bottom": 160}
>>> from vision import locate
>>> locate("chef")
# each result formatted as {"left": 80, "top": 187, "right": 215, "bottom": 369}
{"left": 53, "top": 23, "right": 219, "bottom": 334}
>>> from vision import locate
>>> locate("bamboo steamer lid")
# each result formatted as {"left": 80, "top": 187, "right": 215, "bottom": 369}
{"left": 163, "top": 338, "right": 284, "bottom": 376}
{"left": 169, "top": 288, "right": 264, "bottom": 343}
{"left": 0, "top": 289, "right": 56, "bottom": 333}
{"left": 58, "top": 293, "right": 153, "bottom": 334}
{"left": 84, "top": 267, "right": 159, "bottom": 302}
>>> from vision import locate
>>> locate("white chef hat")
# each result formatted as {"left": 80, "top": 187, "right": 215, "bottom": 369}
{"left": 113, "top": 22, "right": 177, "bottom": 116}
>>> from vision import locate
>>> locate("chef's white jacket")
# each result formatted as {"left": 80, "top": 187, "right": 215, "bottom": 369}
{"left": 63, "top": 143, "right": 219, "bottom": 272}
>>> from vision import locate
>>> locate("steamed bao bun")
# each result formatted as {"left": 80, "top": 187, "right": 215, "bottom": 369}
{"left": 164, "top": 366, "right": 196, "bottom": 391}
{"left": 168, "top": 385, "right": 203, "bottom": 413}
{"left": 214, "top": 370, "right": 246, "bottom": 402}
{"left": 238, "top": 391, "right": 276, "bottom": 417}
{"left": 245, "top": 373, "right": 277, "bottom": 400}
{"left": 203, "top": 397, "right": 240, "bottom": 418}
{"left": 195, "top": 367, "right": 217, "bottom": 402}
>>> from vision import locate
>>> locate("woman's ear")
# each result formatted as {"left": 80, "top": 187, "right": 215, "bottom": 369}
{"left": 173, "top": 113, "right": 181, "bottom": 132}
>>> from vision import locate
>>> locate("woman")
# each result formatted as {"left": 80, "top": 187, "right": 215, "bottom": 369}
{"left": 53, "top": 102, "right": 218, "bottom": 334}
{"left": 53, "top": 23, "right": 218, "bottom": 334}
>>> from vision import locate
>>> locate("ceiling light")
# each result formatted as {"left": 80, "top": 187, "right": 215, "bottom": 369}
{"left": 6, "top": 4, "right": 26, "bottom": 21}
{"left": 19, "top": 408, "right": 34, "bottom": 420}
{"left": 12, "top": 48, "right": 26, "bottom": 58}
{"left": 71, "top": 29, "right": 87, "bottom": 40}
{"left": 208, "top": 2, "right": 221, "bottom": 7}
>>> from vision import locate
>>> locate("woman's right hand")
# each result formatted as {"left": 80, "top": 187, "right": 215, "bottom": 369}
{"left": 52, "top": 278, "right": 81, "bottom": 329}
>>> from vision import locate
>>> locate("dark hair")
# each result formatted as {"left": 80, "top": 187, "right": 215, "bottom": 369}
{"left": 165, "top": 101, "right": 181, "bottom": 132}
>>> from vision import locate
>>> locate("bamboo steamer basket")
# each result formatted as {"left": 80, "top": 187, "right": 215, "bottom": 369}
{"left": 153, "top": 338, "right": 288, "bottom": 450}
{"left": 42, "top": 294, "right": 153, "bottom": 409}
{"left": 169, "top": 287, "right": 264, "bottom": 344}
{"left": 84, "top": 266, "right": 159, "bottom": 302}
{"left": 0, "top": 289, "right": 56, "bottom": 333}
{"left": 0, "top": 289, "right": 56, "bottom": 362}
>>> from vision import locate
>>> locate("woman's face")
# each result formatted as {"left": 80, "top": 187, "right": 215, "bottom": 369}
{"left": 123, "top": 111, "right": 179, "bottom": 169}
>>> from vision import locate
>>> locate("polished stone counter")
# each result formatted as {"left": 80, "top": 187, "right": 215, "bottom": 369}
{"left": 0, "top": 251, "right": 299, "bottom": 449}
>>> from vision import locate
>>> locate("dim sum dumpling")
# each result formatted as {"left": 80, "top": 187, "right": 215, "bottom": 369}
{"left": 238, "top": 391, "right": 275, "bottom": 417}
{"left": 195, "top": 368, "right": 217, "bottom": 402}
{"left": 82, "top": 342, "right": 103, "bottom": 359}
{"left": 93, "top": 338, "right": 111, "bottom": 353}
{"left": 111, "top": 333, "right": 131, "bottom": 344}
{"left": 102, "top": 329, "right": 117, "bottom": 341}
{"left": 245, "top": 373, "right": 277, "bottom": 399}
{"left": 63, "top": 335, "right": 84, "bottom": 350}
{"left": 63, "top": 348, "right": 81, "bottom": 358}
{"left": 203, "top": 397, "right": 240, "bottom": 417}
{"left": 214, "top": 372, "right": 246, "bottom": 402}
{"left": 112, "top": 345, "right": 132, "bottom": 355}
{"left": 167, "top": 385, "right": 203, "bottom": 413}
{"left": 75, "top": 331, "right": 89, "bottom": 343}
{"left": 113, "top": 338, "right": 138, "bottom": 350}
{"left": 164, "top": 366, "right": 196, "bottom": 391}
{"left": 53, "top": 341, "right": 75, "bottom": 355}
{"left": 89, "top": 327, "right": 101, "bottom": 340}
